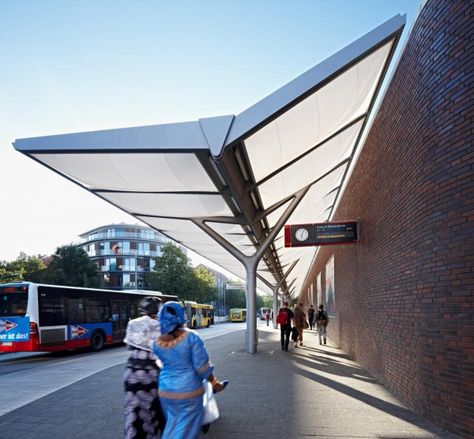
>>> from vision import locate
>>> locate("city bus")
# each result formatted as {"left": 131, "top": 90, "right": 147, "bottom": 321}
{"left": 0, "top": 282, "right": 177, "bottom": 353}
{"left": 183, "top": 301, "right": 214, "bottom": 328}
{"left": 229, "top": 308, "right": 246, "bottom": 322}
{"left": 259, "top": 307, "right": 271, "bottom": 320}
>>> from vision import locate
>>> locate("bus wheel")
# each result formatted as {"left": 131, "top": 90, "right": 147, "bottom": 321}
{"left": 90, "top": 331, "right": 105, "bottom": 352}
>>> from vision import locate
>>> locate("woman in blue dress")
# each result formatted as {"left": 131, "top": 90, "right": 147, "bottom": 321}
{"left": 152, "top": 301, "right": 227, "bottom": 439}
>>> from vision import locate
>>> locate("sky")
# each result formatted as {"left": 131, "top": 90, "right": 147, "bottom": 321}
{"left": 0, "top": 0, "right": 421, "bottom": 275}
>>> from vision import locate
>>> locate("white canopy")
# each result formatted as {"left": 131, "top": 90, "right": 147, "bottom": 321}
{"left": 14, "top": 15, "right": 405, "bottom": 300}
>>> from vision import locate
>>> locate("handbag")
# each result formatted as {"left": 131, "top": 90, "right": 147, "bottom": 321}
{"left": 202, "top": 380, "right": 220, "bottom": 425}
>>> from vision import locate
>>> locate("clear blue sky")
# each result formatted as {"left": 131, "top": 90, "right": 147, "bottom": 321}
{"left": 0, "top": 0, "right": 421, "bottom": 267}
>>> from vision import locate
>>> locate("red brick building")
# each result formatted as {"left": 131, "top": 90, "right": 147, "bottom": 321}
{"left": 300, "top": 1, "right": 473, "bottom": 437}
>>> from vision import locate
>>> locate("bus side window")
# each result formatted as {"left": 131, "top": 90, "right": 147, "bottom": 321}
{"left": 66, "top": 298, "right": 85, "bottom": 324}
{"left": 85, "top": 299, "right": 111, "bottom": 323}
{"left": 39, "top": 296, "right": 66, "bottom": 326}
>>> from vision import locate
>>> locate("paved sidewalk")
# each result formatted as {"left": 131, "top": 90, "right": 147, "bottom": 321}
{"left": 205, "top": 326, "right": 458, "bottom": 439}
{"left": 0, "top": 325, "right": 459, "bottom": 438}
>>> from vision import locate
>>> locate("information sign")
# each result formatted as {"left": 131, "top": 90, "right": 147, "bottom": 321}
{"left": 284, "top": 220, "right": 360, "bottom": 247}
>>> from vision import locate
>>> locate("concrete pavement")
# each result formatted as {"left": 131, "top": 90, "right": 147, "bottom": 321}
{"left": 0, "top": 324, "right": 459, "bottom": 438}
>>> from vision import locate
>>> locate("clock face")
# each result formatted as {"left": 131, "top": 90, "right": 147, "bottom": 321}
{"left": 295, "top": 227, "right": 309, "bottom": 242}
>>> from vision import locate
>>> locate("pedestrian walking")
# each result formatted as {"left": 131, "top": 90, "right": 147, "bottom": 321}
{"left": 265, "top": 310, "right": 270, "bottom": 326}
{"left": 152, "top": 301, "right": 228, "bottom": 439}
{"left": 307, "top": 304, "right": 315, "bottom": 330}
{"left": 315, "top": 304, "right": 329, "bottom": 345}
{"left": 123, "top": 296, "right": 165, "bottom": 439}
{"left": 276, "top": 301, "right": 294, "bottom": 351}
{"left": 293, "top": 303, "right": 307, "bottom": 347}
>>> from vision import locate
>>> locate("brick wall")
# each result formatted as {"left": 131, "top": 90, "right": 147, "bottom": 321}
{"left": 301, "top": 1, "right": 473, "bottom": 437}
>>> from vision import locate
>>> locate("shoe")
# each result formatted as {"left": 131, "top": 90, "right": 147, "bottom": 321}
{"left": 281, "top": 346, "right": 284, "bottom": 350}
{"left": 285, "top": 348, "right": 288, "bottom": 351}
{"left": 300, "top": 343, "right": 303, "bottom": 346}
{"left": 294, "top": 344, "right": 298, "bottom": 348}
{"left": 324, "top": 339, "right": 327, "bottom": 345}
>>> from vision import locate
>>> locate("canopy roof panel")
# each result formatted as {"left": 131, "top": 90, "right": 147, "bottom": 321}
{"left": 14, "top": 15, "right": 405, "bottom": 298}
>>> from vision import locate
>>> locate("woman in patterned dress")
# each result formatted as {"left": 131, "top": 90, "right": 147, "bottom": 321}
{"left": 124, "top": 296, "right": 165, "bottom": 438}
{"left": 152, "top": 301, "right": 228, "bottom": 439}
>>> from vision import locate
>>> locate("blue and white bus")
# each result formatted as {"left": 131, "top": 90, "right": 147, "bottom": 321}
{"left": 0, "top": 282, "right": 177, "bottom": 353}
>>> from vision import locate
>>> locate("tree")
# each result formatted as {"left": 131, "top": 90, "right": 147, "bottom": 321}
{"left": 256, "top": 294, "right": 264, "bottom": 310}
{"left": 146, "top": 243, "right": 195, "bottom": 298}
{"left": 0, "top": 253, "right": 46, "bottom": 283}
{"left": 194, "top": 266, "right": 218, "bottom": 303}
{"left": 225, "top": 288, "right": 246, "bottom": 309}
{"left": 261, "top": 295, "right": 273, "bottom": 308}
{"left": 41, "top": 245, "right": 99, "bottom": 287}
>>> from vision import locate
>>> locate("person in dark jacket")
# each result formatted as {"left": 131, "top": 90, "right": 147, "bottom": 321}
{"left": 315, "top": 304, "right": 329, "bottom": 345}
{"left": 277, "top": 301, "right": 294, "bottom": 351}
{"left": 307, "top": 304, "right": 315, "bottom": 330}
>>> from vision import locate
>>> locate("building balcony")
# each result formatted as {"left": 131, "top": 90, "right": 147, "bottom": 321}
{"left": 80, "top": 232, "right": 168, "bottom": 244}
{"left": 86, "top": 249, "right": 162, "bottom": 258}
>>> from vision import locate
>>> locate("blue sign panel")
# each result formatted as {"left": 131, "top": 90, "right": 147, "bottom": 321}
{"left": 0, "top": 316, "right": 30, "bottom": 342}
{"left": 67, "top": 322, "right": 112, "bottom": 340}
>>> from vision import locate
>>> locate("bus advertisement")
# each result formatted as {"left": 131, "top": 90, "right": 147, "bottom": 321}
{"left": 0, "top": 282, "right": 177, "bottom": 353}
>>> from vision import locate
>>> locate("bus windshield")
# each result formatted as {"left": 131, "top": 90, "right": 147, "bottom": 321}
{"left": 0, "top": 285, "right": 28, "bottom": 316}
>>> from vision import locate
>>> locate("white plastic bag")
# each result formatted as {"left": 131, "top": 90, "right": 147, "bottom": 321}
{"left": 202, "top": 380, "right": 220, "bottom": 425}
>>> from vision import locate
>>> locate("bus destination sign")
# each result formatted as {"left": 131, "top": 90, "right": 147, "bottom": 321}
{"left": 284, "top": 220, "right": 360, "bottom": 247}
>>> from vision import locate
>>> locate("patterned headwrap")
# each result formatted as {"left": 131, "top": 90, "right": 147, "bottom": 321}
{"left": 159, "top": 301, "right": 187, "bottom": 334}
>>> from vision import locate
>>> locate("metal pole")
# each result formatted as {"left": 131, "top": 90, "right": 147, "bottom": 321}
{"left": 246, "top": 261, "right": 258, "bottom": 353}
{"left": 194, "top": 185, "right": 311, "bottom": 354}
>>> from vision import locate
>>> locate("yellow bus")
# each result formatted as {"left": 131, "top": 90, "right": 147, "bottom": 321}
{"left": 183, "top": 301, "right": 214, "bottom": 328}
{"left": 229, "top": 308, "right": 247, "bottom": 322}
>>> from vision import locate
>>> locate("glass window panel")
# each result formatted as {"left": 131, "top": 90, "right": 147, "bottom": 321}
{"left": 85, "top": 299, "right": 110, "bottom": 323}
{"left": 66, "top": 298, "right": 85, "bottom": 324}
{"left": 39, "top": 296, "right": 66, "bottom": 326}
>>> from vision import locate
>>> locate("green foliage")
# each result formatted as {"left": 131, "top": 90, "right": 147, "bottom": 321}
{"left": 193, "top": 265, "right": 218, "bottom": 303}
{"left": 261, "top": 295, "right": 273, "bottom": 308}
{"left": 0, "top": 252, "right": 46, "bottom": 283}
{"left": 146, "top": 243, "right": 195, "bottom": 298}
{"left": 41, "top": 245, "right": 99, "bottom": 287}
{"left": 225, "top": 288, "right": 246, "bottom": 309}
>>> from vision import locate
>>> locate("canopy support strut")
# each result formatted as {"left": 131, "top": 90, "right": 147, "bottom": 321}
{"left": 194, "top": 185, "right": 310, "bottom": 353}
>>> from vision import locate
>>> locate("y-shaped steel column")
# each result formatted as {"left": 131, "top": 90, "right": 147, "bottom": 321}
{"left": 257, "top": 259, "right": 298, "bottom": 329}
{"left": 194, "top": 186, "right": 310, "bottom": 353}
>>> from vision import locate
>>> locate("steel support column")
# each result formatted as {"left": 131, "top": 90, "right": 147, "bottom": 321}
{"left": 194, "top": 185, "right": 310, "bottom": 353}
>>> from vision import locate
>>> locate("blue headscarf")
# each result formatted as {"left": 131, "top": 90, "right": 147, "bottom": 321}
{"left": 159, "top": 301, "right": 187, "bottom": 334}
